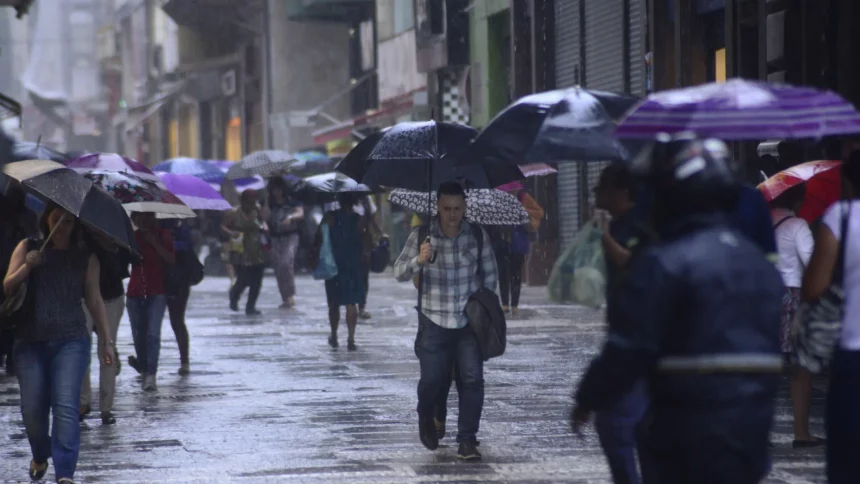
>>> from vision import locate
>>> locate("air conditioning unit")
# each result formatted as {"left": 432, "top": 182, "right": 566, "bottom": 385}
{"left": 221, "top": 70, "right": 237, "bottom": 97}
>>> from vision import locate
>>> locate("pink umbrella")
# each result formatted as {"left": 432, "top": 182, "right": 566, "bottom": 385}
{"left": 67, "top": 153, "right": 162, "bottom": 184}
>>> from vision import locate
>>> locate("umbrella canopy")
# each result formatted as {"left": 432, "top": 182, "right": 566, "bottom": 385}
{"left": 464, "top": 87, "right": 639, "bottom": 166}
{"left": 156, "top": 172, "right": 231, "bottom": 211}
{"left": 333, "top": 130, "right": 385, "bottom": 182}
{"left": 294, "top": 171, "right": 373, "bottom": 204}
{"left": 758, "top": 160, "right": 841, "bottom": 222}
{"left": 12, "top": 141, "right": 69, "bottom": 163}
{"left": 211, "top": 160, "right": 265, "bottom": 190}
{"left": 67, "top": 152, "right": 162, "bottom": 184}
{"left": 2, "top": 160, "right": 139, "bottom": 256}
{"left": 615, "top": 79, "right": 860, "bottom": 140}
{"left": 388, "top": 188, "right": 530, "bottom": 226}
{"left": 152, "top": 157, "right": 225, "bottom": 182}
{"left": 345, "top": 121, "right": 521, "bottom": 191}
{"left": 520, "top": 163, "right": 557, "bottom": 177}
{"left": 227, "top": 150, "right": 296, "bottom": 179}
{"left": 291, "top": 150, "right": 333, "bottom": 175}
{"left": 83, "top": 170, "right": 195, "bottom": 218}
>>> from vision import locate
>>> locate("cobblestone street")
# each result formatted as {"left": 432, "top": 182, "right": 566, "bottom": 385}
{"left": 0, "top": 274, "right": 827, "bottom": 483}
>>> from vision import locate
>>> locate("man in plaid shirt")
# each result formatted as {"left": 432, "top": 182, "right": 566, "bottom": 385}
{"left": 394, "top": 181, "right": 498, "bottom": 461}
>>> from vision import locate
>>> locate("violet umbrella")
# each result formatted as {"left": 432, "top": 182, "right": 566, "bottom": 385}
{"left": 156, "top": 172, "right": 232, "bottom": 211}
{"left": 67, "top": 152, "right": 163, "bottom": 184}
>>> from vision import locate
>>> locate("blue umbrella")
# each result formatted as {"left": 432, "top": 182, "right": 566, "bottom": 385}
{"left": 152, "top": 157, "right": 225, "bottom": 182}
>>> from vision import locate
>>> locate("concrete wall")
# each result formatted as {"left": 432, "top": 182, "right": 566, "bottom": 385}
{"left": 267, "top": 0, "right": 351, "bottom": 152}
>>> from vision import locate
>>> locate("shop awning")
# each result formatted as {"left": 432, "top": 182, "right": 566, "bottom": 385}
{"left": 162, "top": 0, "right": 264, "bottom": 40}
{"left": 124, "top": 80, "right": 187, "bottom": 133}
{"left": 312, "top": 89, "right": 421, "bottom": 145}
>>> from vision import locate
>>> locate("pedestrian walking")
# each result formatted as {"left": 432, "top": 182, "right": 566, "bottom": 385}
{"left": 588, "top": 164, "right": 655, "bottom": 484}
{"left": 571, "top": 137, "right": 785, "bottom": 484}
{"left": 126, "top": 212, "right": 175, "bottom": 392}
{"left": 4, "top": 204, "right": 117, "bottom": 483}
{"left": 267, "top": 177, "right": 303, "bottom": 309}
{"left": 80, "top": 233, "right": 130, "bottom": 425}
{"left": 394, "top": 181, "right": 498, "bottom": 461}
{"left": 490, "top": 182, "right": 544, "bottom": 316}
{"left": 315, "top": 193, "right": 366, "bottom": 351}
{"left": 769, "top": 185, "right": 824, "bottom": 448}
{"left": 802, "top": 151, "right": 860, "bottom": 483}
{"left": 222, "top": 189, "right": 267, "bottom": 315}
{"left": 163, "top": 218, "right": 194, "bottom": 375}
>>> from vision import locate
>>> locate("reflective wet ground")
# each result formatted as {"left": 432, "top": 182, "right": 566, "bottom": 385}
{"left": 1, "top": 274, "right": 826, "bottom": 483}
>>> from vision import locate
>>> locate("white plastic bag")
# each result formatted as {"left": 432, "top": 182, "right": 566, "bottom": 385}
{"left": 548, "top": 220, "right": 607, "bottom": 308}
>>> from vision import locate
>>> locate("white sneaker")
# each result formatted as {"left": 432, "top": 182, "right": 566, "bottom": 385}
{"left": 142, "top": 375, "right": 157, "bottom": 392}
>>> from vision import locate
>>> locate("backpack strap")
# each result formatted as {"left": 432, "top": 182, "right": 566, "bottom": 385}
{"left": 470, "top": 223, "right": 485, "bottom": 288}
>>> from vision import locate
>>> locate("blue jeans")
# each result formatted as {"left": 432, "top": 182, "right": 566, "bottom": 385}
{"left": 595, "top": 380, "right": 649, "bottom": 484}
{"left": 415, "top": 314, "right": 484, "bottom": 442}
{"left": 127, "top": 295, "right": 167, "bottom": 375}
{"left": 14, "top": 337, "right": 91, "bottom": 480}
{"left": 827, "top": 349, "right": 860, "bottom": 483}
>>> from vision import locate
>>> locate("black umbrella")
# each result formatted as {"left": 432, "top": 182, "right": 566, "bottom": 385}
{"left": 463, "top": 87, "right": 640, "bottom": 167}
{"left": 12, "top": 141, "right": 70, "bottom": 163}
{"left": 2, "top": 160, "right": 140, "bottom": 257}
{"left": 340, "top": 121, "right": 522, "bottom": 191}
{"left": 333, "top": 130, "right": 385, "bottom": 182}
{"left": 294, "top": 171, "right": 373, "bottom": 205}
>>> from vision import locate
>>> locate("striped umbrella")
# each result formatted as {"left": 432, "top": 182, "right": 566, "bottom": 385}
{"left": 2, "top": 160, "right": 139, "bottom": 255}
{"left": 152, "top": 157, "right": 225, "bottom": 182}
{"left": 156, "top": 172, "right": 231, "bottom": 211}
{"left": 226, "top": 150, "right": 296, "bottom": 179}
{"left": 615, "top": 79, "right": 860, "bottom": 140}
{"left": 67, "top": 152, "right": 163, "bottom": 184}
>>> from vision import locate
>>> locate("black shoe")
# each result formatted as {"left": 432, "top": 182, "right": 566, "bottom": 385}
{"left": 229, "top": 300, "right": 239, "bottom": 312}
{"left": 434, "top": 418, "right": 446, "bottom": 440}
{"left": 127, "top": 355, "right": 142, "bottom": 375}
{"left": 419, "top": 416, "right": 439, "bottom": 450}
{"left": 101, "top": 411, "right": 116, "bottom": 425}
{"left": 29, "top": 459, "right": 48, "bottom": 480}
{"left": 347, "top": 340, "right": 357, "bottom": 351}
{"left": 457, "top": 440, "right": 482, "bottom": 460}
{"left": 246, "top": 309, "right": 261, "bottom": 316}
{"left": 328, "top": 335, "right": 339, "bottom": 349}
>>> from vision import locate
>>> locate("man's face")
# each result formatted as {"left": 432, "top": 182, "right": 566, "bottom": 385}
{"left": 593, "top": 174, "right": 626, "bottom": 212}
{"left": 438, "top": 193, "right": 466, "bottom": 230}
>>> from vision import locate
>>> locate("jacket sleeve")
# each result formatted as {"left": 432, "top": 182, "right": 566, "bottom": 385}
{"left": 394, "top": 227, "right": 422, "bottom": 282}
{"left": 575, "top": 250, "right": 675, "bottom": 411}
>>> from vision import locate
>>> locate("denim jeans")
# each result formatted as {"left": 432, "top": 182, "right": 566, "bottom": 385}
{"left": 14, "top": 337, "right": 91, "bottom": 480}
{"left": 415, "top": 314, "right": 484, "bottom": 442}
{"left": 126, "top": 295, "right": 167, "bottom": 375}
{"left": 595, "top": 380, "right": 649, "bottom": 484}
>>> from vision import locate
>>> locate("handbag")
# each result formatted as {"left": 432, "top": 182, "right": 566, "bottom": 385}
{"left": 0, "top": 238, "right": 40, "bottom": 329}
{"left": 312, "top": 223, "right": 338, "bottom": 281}
{"left": 370, "top": 239, "right": 390, "bottom": 273}
{"left": 793, "top": 202, "right": 851, "bottom": 374}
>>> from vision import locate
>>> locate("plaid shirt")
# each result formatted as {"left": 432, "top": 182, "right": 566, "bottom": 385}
{"left": 394, "top": 220, "right": 498, "bottom": 329}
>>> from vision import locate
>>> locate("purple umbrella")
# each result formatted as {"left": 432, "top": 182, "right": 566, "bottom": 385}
{"left": 615, "top": 79, "right": 860, "bottom": 140}
{"left": 67, "top": 153, "right": 162, "bottom": 184}
{"left": 156, "top": 172, "right": 232, "bottom": 211}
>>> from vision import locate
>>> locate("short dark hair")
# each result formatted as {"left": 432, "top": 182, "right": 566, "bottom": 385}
{"left": 436, "top": 181, "right": 466, "bottom": 200}
{"left": 598, "top": 163, "right": 635, "bottom": 192}
{"left": 771, "top": 184, "right": 805, "bottom": 210}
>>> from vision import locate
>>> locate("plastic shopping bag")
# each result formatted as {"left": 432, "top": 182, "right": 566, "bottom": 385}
{"left": 547, "top": 219, "right": 607, "bottom": 308}
{"left": 313, "top": 224, "right": 339, "bottom": 280}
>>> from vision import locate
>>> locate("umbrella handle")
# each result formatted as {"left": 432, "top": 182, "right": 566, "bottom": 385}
{"left": 424, "top": 236, "right": 437, "bottom": 264}
{"left": 39, "top": 212, "right": 67, "bottom": 252}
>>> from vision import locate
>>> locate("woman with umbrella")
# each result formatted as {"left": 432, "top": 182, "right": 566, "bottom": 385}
{"left": 221, "top": 189, "right": 268, "bottom": 315}
{"left": 267, "top": 176, "right": 304, "bottom": 309}
{"left": 4, "top": 204, "right": 117, "bottom": 483}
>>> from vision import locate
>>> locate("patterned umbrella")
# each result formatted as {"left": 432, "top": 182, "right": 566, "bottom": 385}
{"left": 388, "top": 188, "right": 530, "bottom": 226}
{"left": 615, "top": 79, "right": 860, "bottom": 140}
{"left": 156, "top": 172, "right": 231, "bottom": 211}
{"left": 67, "top": 152, "right": 163, "bottom": 184}
{"left": 152, "top": 157, "right": 225, "bottom": 182}
{"left": 226, "top": 150, "right": 296, "bottom": 179}
{"left": 2, "top": 160, "right": 139, "bottom": 256}
{"left": 757, "top": 160, "right": 841, "bottom": 222}
{"left": 83, "top": 170, "right": 195, "bottom": 218}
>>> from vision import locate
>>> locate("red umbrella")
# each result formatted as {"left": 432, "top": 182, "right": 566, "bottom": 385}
{"left": 757, "top": 160, "right": 841, "bottom": 222}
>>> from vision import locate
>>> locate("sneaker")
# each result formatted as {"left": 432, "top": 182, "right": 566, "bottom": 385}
{"left": 178, "top": 362, "right": 190, "bottom": 376}
{"left": 57, "top": 478, "right": 77, "bottom": 484}
{"left": 142, "top": 375, "right": 157, "bottom": 392}
{"left": 128, "top": 355, "right": 142, "bottom": 375}
{"left": 418, "top": 415, "right": 439, "bottom": 450}
{"left": 101, "top": 411, "right": 116, "bottom": 425}
{"left": 434, "top": 418, "right": 446, "bottom": 440}
{"left": 456, "top": 440, "right": 482, "bottom": 460}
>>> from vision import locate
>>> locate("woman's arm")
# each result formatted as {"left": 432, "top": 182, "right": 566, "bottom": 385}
{"left": 801, "top": 223, "right": 840, "bottom": 301}
{"left": 4, "top": 239, "right": 34, "bottom": 297}
{"left": 84, "top": 254, "right": 115, "bottom": 365}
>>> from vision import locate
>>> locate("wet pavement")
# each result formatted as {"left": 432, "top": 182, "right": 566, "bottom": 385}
{"left": 1, "top": 273, "right": 827, "bottom": 483}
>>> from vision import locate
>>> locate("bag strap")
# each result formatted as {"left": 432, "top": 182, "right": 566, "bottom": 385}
{"left": 416, "top": 224, "right": 430, "bottom": 313}
{"left": 773, "top": 216, "right": 793, "bottom": 231}
{"left": 834, "top": 202, "right": 852, "bottom": 284}
{"left": 471, "top": 223, "right": 485, "bottom": 289}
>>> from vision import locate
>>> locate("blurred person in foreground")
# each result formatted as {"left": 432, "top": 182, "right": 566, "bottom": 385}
{"left": 5, "top": 204, "right": 116, "bottom": 483}
{"left": 571, "top": 137, "right": 785, "bottom": 484}
{"left": 802, "top": 151, "right": 860, "bottom": 482}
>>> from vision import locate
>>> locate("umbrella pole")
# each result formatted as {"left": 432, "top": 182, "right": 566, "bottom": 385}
{"left": 39, "top": 212, "right": 67, "bottom": 252}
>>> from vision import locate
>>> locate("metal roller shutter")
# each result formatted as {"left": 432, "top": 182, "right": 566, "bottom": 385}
{"left": 555, "top": 0, "right": 582, "bottom": 250}
{"left": 629, "top": 0, "right": 646, "bottom": 95}
{"left": 584, "top": 0, "right": 624, "bottom": 92}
